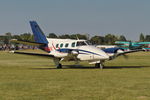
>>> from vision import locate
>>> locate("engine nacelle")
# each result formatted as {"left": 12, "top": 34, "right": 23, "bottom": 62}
{"left": 71, "top": 50, "right": 78, "bottom": 55}
{"left": 116, "top": 49, "right": 124, "bottom": 53}
{"left": 51, "top": 51, "right": 68, "bottom": 58}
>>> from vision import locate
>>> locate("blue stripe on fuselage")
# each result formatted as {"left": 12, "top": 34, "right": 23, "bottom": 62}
{"left": 56, "top": 48, "right": 103, "bottom": 56}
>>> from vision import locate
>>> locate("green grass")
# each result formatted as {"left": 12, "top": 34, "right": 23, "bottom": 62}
{"left": 0, "top": 51, "right": 150, "bottom": 100}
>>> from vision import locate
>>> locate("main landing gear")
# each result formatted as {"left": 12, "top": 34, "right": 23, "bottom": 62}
{"left": 53, "top": 58, "right": 62, "bottom": 69}
{"left": 95, "top": 63, "right": 104, "bottom": 69}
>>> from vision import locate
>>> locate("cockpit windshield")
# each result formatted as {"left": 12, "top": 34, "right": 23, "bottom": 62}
{"left": 76, "top": 41, "right": 88, "bottom": 46}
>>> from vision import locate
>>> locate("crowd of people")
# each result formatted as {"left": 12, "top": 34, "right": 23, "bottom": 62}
{"left": 0, "top": 44, "right": 37, "bottom": 51}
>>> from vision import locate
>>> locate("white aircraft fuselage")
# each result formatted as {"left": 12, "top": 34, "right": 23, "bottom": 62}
{"left": 47, "top": 38, "right": 109, "bottom": 62}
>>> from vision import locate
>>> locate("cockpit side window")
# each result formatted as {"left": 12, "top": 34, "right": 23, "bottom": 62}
{"left": 76, "top": 41, "right": 87, "bottom": 46}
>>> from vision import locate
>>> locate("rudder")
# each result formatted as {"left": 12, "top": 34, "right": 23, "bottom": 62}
{"left": 30, "top": 21, "right": 48, "bottom": 44}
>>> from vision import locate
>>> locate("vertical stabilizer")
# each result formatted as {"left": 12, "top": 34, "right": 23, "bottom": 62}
{"left": 30, "top": 21, "right": 48, "bottom": 44}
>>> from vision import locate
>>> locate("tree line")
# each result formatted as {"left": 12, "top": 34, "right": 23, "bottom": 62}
{"left": 0, "top": 32, "right": 150, "bottom": 45}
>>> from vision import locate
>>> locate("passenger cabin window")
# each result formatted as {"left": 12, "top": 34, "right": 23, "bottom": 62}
{"left": 60, "top": 43, "right": 63, "bottom": 48}
{"left": 56, "top": 44, "right": 59, "bottom": 48}
{"left": 71, "top": 42, "right": 75, "bottom": 47}
{"left": 65, "top": 43, "right": 69, "bottom": 47}
{"left": 76, "top": 41, "right": 87, "bottom": 46}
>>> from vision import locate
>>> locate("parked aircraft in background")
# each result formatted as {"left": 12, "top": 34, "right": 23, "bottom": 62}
{"left": 96, "top": 45, "right": 117, "bottom": 49}
{"left": 115, "top": 41, "right": 150, "bottom": 51}
{"left": 10, "top": 21, "right": 146, "bottom": 69}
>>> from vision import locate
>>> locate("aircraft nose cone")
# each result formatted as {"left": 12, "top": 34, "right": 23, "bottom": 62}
{"left": 101, "top": 54, "right": 109, "bottom": 60}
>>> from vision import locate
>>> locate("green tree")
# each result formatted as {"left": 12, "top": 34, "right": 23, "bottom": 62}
{"left": 59, "top": 34, "right": 70, "bottom": 39}
{"left": 90, "top": 36, "right": 105, "bottom": 45}
{"left": 104, "top": 34, "right": 118, "bottom": 44}
{"left": 70, "top": 34, "right": 87, "bottom": 40}
{"left": 139, "top": 33, "right": 145, "bottom": 42}
{"left": 5, "top": 32, "right": 12, "bottom": 37}
{"left": 119, "top": 35, "right": 126, "bottom": 41}
{"left": 3, "top": 36, "right": 9, "bottom": 44}
{"left": 145, "top": 35, "right": 150, "bottom": 41}
{"left": 4, "top": 32, "right": 12, "bottom": 44}
{"left": 20, "top": 33, "right": 34, "bottom": 41}
{"left": 48, "top": 33, "right": 57, "bottom": 38}
{"left": 12, "top": 35, "right": 21, "bottom": 40}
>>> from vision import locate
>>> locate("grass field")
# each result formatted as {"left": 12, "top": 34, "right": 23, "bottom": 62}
{"left": 0, "top": 51, "right": 150, "bottom": 100}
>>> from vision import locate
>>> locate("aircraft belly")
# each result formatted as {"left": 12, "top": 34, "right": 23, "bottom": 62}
{"left": 77, "top": 54, "right": 93, "bottom": 61}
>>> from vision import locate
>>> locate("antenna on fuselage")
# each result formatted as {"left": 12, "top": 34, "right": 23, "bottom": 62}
{"left": 76, "top": 35, "right": 79, "bottom": 40}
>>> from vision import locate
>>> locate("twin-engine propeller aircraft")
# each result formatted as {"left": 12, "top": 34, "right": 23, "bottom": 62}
{"left": 11, "top": 21, "right": 145, "bottom": 69}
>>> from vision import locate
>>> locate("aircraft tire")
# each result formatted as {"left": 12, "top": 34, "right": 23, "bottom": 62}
{"left": 95, "top": 63, "right": 103, "bottom": 69}
{"left": 57, "top": 64, "right": 62, "bottom": 69}
{"left": 95, "top": 63, "right": 100, "bottom": 68}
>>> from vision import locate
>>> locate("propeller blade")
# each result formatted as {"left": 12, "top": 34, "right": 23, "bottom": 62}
{"left": 122, "top": 54, "right": 128, "bottom": 59}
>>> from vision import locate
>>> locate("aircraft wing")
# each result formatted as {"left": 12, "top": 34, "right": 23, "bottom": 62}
{"left": 137, "top": 42, "right": 150, "bottom": 45}
{"left": 11, "top": 51, "right": 54, "bottom": 58}
{"left": 116, "top": 49, "right": 145, "bottom": 57}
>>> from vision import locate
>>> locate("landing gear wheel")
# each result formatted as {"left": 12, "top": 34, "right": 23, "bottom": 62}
{"left": 95, "top": 63, "right": 103, "bottom": 69}
{"left": 57, "top": 64, "right": 62, "bottom": 69}
{"left": 100, "top": 63, "right": 103, "bottom": 69}
{"left": 95, "top": 63, "right": 100, "bottom": 68}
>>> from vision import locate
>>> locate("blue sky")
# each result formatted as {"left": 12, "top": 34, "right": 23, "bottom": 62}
{"left": 0, "top": 0, "right": 150, "bottom": 40}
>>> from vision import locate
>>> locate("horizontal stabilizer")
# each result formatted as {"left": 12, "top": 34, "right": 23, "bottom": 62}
{"left": 10, "top": 39, "right": 46, "bottom": 46}
{"left": 12, "top": 51, "right": 54, "bottom": 58}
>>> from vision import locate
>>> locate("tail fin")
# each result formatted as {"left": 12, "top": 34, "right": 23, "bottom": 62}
{"left": 30, "top": 21, "right": 48, "bottom": 44}
{"left": 129, "top": 41, "right": 132, "bottom": 49}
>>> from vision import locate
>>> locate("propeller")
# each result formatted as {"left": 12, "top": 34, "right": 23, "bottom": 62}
{"left": 122, "top": 54, "right": 129, "bottom": 59}
{"left": 110, "top": 49, "right": 129, "bottom": 60}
